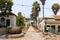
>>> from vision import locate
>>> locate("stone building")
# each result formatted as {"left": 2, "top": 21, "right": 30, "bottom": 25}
{"left": 39, "top": 15, "right": 60, "bottom": 34}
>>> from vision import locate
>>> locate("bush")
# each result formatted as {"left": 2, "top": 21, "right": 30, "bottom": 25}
{"left": 16, "top": 12, "right": 25, "bottom": 29}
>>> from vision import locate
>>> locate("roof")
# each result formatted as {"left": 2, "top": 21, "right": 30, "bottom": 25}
{"left": 0, "top": 12, "right": 16, "bottom": 17}
{"left": 39, "top": 17, "right": 54, "bottom": 23}
{"left": 39, "top": 15, "right": 60, "bottom": 23}
{"left": 53, "top": 15, "right": 60, "bottom": 19}
{"left": 46, "top": 21, "right": 60, "bottom": 24}
{"left": 44, "top": 17, "right": 54, "bottom": 19}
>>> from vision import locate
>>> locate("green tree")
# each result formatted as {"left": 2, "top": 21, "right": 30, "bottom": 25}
{"left": 31, "top": 1, "right": 40, "bottom": 28}
{"left": 52, "top": 3, "right": 59, "bottom": 15}
{"left": 16, "top": 12, "right": 25, "bottom": 28}
{"left": 0, "top": 0, "right": 13, "bottom": 12}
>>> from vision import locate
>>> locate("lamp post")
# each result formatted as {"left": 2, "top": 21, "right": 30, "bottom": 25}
{"left": 40, "top": 0, "right": 46, "bottom": 18}
{"left": 40, "top": 0, "right": 46, "bottom": 32}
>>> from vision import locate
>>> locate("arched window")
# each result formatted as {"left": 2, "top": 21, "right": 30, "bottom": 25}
{"left": 1, "top": 18, "right": 5, "bottom": 26}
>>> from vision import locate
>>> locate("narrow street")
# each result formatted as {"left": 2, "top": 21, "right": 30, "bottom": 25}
{"left": 0, "top": 26, "right": 44, "bottom": 40}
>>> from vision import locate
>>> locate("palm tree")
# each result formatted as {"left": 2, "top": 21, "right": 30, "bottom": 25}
{"left": 52, "top": 3, "right": 59, "bottom": 15}
{"left": 31, "top": 1, "right": 40, "bottom": 28}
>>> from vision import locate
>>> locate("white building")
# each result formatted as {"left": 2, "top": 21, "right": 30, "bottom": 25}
{"left": 38, "top": 15, "right": 60, "bottom": 34}
{"left": 0, "top": 12, "right": 16, "bottom": 28}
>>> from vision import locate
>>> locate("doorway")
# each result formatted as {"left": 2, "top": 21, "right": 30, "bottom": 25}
{"left": 51, "top": 25, "right": 55, "bottom": 34}
{"left": 6, "top": 19, "right": 10, "bottom": 26}
{"left": 58, "top": 26, "right": 60, "bottom": 34}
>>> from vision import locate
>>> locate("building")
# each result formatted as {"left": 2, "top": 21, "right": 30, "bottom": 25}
{"left": 39, "top": 15, "right": 60, "bottom": 34}
{"left": 0, "top": 12, "right": 16, "bottom": 28}
{"left": 24, "top": 18, "right": 34, "bottom": 27}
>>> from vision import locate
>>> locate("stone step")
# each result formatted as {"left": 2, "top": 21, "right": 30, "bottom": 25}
{"left": 7, "top": 32, "right": 25, "bottom": 38}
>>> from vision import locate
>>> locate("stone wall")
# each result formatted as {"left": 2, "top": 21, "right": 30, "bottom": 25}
{"left": 0, "top": 28, "right": 8, "bottom": 35}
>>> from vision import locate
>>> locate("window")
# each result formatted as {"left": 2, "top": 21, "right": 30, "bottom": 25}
{"left": 58, "top": 26, "right": 60, "bottom": 32}
{"left": 47, "top": 25, "right": 50, "bottom": 27}
{"left": 1, "top": 18, "right": 5, "bottom": 26}
{"left": 51, "top": 25, "right": 55, "bottom": 34}
{"left": 46, "top": 25, "right": 50, "bottom": 32}
{"left": 51, "top": 25, "right": 55, "bottom": 30}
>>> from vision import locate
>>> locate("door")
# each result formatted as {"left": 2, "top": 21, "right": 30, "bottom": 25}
{"left": 6, "top": 20, "right": 10, "bottom": 26}
{"left": 51, "top": 25, "right": 55, "bottom": 34}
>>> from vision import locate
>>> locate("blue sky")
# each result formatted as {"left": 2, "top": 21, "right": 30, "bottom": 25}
{"left": 12, "top": 0, "right": 60, "bottom": 18}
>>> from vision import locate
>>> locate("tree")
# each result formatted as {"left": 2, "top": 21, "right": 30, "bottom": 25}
{"left": 31, "top": 1, "right": 40, "bottom": 28}
{"left": 0, "top": 0, "right": 13, "bottom": 12}
{"left": 52, "top": 3, "right": 59, "bottom": 15}
{"left": 16, "top": 12, "right": 25, "bottom": 28}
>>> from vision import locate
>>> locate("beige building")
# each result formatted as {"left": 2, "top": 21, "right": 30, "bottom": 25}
{"left": 39, "top": 15, "right": 60, "bottom": 34}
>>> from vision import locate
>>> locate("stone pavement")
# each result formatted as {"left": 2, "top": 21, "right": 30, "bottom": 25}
{"left": 0, "top": 26, "right": 44, "bottom": 40}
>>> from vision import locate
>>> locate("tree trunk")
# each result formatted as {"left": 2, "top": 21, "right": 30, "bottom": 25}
{"left": 36, "top": 17, "right": 37, "bottom": 28}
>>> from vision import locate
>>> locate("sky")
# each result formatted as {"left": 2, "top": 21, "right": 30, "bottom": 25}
{"left": 12, "top": 0, "right": 60, "bottom": 18}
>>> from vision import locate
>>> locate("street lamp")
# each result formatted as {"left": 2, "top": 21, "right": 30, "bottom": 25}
{"left": 40, "top": 0, "right": 46, "bottom": 18}
{"left": 40, "top": 0, "right": 46, "bottom": 32}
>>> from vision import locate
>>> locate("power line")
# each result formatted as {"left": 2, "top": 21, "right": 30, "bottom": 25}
{"left": 13, "top": 3, "right": 32, "bottom": 7}
{"left": 13, "top": 3, "right": 51, "bottom": 9}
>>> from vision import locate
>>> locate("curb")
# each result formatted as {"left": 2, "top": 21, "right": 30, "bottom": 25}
{"left": 6, "top": 32, "right": 25, "bottom": 38}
